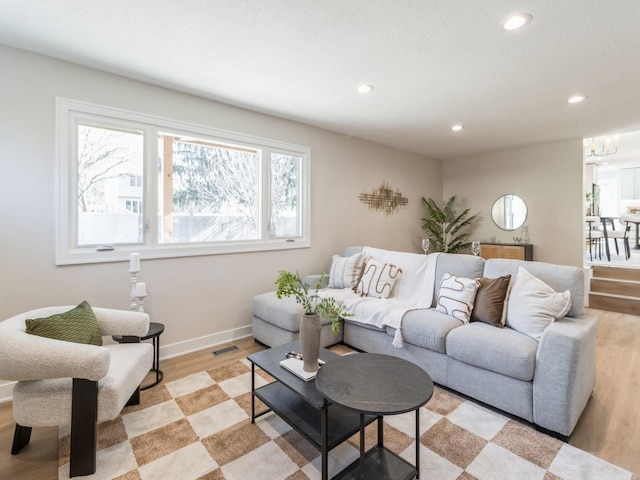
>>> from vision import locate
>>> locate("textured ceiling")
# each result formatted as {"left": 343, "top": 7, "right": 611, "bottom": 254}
{"left": 1, "top": 0, "right": 640, "bottom": 160}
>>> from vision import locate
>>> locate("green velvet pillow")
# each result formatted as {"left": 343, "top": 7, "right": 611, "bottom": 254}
{"left": 25, "top": 301, "right": 103, "bottom": 346}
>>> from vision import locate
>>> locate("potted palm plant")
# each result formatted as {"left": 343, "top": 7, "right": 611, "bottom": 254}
{"left": 275, "top": 270, "right": 350, "bottom": 372}
{"left": 421, "top": 195, "right": 478, "bottom": 253}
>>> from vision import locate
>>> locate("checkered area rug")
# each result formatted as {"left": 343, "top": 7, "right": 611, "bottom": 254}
{"left": 59, "top": 355, "right": 637, "bottom": 480}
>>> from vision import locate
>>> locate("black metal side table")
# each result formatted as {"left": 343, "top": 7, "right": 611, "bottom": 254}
{"left": 316, "top": 353, "right": 434, "bottom": 479}
{"left": 113, "top": 322, "right": 164, "bottom": 390}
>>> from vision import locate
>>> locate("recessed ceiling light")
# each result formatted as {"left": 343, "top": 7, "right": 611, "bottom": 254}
{"left": 451, "top": 124, "right": 464, "bottom": 132}
{"left": 357, "top": 84, "right": 374, "bottom": 94}
{"left": 503, "top": 13, "right": 532, "bottom": 31}
{"left": 568, "top": 95, "right": 587, "bottom": 104}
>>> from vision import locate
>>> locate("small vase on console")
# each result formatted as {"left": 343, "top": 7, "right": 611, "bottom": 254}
{"left": 300, "top": 314, "right": 322, "bottom": 372}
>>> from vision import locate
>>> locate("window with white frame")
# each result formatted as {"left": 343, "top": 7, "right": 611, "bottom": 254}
{"left": 56, "top": 98, "right": 310, "bottom": 265}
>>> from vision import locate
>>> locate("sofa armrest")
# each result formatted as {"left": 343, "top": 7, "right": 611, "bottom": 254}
{"left": 533, "top": 313, "right": 598, "bottom": 436}
{"left": 93, "top": 308, "right": 150, "bottom": 337}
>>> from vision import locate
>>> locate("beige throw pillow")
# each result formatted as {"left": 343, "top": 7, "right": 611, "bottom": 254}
{"left": 506, "top": 267, "right": 572, "bottom": 341}
{"left": 355, "top": 259, "right": 403, "bottom": 298}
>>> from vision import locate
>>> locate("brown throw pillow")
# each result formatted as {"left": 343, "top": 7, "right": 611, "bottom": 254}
{"left": 470, "top": 275, "right": 511, "bottom": 327}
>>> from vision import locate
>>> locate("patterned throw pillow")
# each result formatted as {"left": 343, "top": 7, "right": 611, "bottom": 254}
{"left": 470, "top": 275, "right": 511, "bottom": 327}
{"left": 328, "top": 253, "right": 365, "bottom": 289}
{"left": 355, "top": 259, "right": 403, "bottom": 298}
{"left": 436, "top": 273, "right": 480, "bottom": 323}
{"left": 506, "top": 267, "right": 571, "bottom": 341}
{"left": 25, "top": 300, "right": 103, "bottom": 346}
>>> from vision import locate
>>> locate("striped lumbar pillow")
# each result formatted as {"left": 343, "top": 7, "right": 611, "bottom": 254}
{"left": 25, "top": 300, "right": 103, "bottom": 346}
{"left": 328, "top": 253, "right": 365, "bottom": 289}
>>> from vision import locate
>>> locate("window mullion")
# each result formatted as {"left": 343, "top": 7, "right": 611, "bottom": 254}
{"left": 262, "top": 148, "right": 272, "bottom": 240}
{"left": 144, "top": 126, "right": 159, "bottom": 247}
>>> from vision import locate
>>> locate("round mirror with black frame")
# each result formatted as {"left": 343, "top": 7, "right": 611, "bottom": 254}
{"left": 491, "top": 194, "right": 527, "bottom": 231}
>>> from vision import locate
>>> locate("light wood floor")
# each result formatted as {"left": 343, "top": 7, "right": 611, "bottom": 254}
{"left": 1, "top": 309, "right": 639, "bottom": 479}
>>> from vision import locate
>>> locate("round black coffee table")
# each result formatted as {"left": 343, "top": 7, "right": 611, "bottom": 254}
{"left": 316, "top": 353, "right": 433, "bottom": 479}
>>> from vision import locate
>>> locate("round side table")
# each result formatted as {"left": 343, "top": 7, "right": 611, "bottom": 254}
{"left": 316, "top": 353, "right": 433, "bottom": 479}
{"left": 113, "top": 322, "right": 164, "bottom": 390}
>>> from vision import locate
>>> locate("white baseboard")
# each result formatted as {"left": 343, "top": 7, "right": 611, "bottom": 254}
{"left": 0, "top": 381, "right": 16, "bottom": 403}
{"left": 0, "top": 324, "right": 254, "bottom": 404}
{"left": 159, "top": 324, "right": 253, "bottom": 360}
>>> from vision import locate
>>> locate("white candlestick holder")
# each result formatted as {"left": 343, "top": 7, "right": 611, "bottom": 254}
{"left": 135, "top": 293, "right": 147, "bottom": 312}
{"left": 129, "top": 269, "right": 139, "bottom": 311}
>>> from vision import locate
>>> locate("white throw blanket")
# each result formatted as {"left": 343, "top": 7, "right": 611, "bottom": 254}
{"left": 321, "top": 247, "right": 440, "bottom": 348}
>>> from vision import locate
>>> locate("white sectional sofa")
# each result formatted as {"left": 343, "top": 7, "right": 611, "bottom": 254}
{"left": 251, "top": 246, "right": 597, "bottom": 438}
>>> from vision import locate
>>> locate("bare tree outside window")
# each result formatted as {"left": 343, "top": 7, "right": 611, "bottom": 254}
{"left": 57, "top": 98, "right": 310, "bottom": 264}
{"left": 76, "top": 125, "right": 144, "bottom": 245}
{"left": 270, "top": 153, "right": 300, "bottom": 238}
{"left": 159, "top": 136, "right": 259, "bottom": 242}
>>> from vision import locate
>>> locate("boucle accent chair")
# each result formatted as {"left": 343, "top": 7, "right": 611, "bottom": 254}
{"left": 0, "top": 306, "right": 153, "bottom": 477}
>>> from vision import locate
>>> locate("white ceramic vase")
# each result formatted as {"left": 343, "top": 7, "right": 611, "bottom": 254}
{"left": 300, "top": 314, "right": 321, "bottom": 372}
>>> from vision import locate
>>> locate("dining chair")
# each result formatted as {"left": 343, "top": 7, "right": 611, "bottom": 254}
{"left": 604, "top": 216, "right": 633, "bottom": 260}
{"left": 585, "top": 215, "right": 603, "bottom": 261}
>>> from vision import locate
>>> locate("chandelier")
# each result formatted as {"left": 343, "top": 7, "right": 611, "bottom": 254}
{"left": 588, "top": 136, "right": 618, "bottom": 157}
{"left": 358, "top": 181, "right": 408, "bottom": 216}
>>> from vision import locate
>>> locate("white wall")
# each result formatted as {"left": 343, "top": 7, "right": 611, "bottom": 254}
{"left": 443, "top": 139, "right": 584, "bottom": 266}
{"left": 0, "top": 45, "right": 441, "bottom": 394}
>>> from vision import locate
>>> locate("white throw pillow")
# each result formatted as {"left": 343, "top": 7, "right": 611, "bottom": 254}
{"left": 328, "top": 253, "right": 365, "bottom": 289}
{"left": 435, "top": 273, "right": 480, "bottom": 323}
{"left": 355, "top": 259, "right": 403, "bottom": 298}
{"left": 506, "top": 267, "right": 572, "bottom": 341}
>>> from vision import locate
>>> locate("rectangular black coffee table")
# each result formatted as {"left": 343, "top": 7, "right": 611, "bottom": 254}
{"left": 248, "top": 341, "right": 376, "bottom": 480}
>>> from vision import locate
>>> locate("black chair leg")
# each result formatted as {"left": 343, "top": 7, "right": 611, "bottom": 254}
{"left": 126, "top": 386, "right": 141, "bottom": 407}
{"left": 70, "top": 378, "right": 98, "bottom": 478}
{"left": 11, "top": 424, "right": 32, "bottom": 454}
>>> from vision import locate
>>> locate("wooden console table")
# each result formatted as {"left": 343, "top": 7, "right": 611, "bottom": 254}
{"left": 479, "top": 242, "right": 533, "bottom": 261}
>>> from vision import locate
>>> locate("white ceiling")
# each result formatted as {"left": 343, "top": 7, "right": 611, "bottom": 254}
{"left": 2, "top": 0, "right": 640, "bottom": 160}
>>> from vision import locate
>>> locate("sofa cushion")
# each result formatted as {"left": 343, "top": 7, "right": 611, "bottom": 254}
{"left": 446, "top": 323, "right": 538, "bottom": 381}
{"left": 470, "top": 274, "right": 511, "bottom": 327}
{"left": 390, "top": 308, "right": 463, "bottom": 353}
{"left": 506, "top": 267, "right": 571, "bottom": 341}
{"left": 328, "top": 253, "right": 365, "bottom": 289}
{"left": 355, "top": 259, "right": 403, "bottom": 298}
{"left": 435, "top": 273, "right": 479, "bottom": 323}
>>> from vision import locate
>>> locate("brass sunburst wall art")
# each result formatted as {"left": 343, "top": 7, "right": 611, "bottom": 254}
{"left": 358, "top": 181, "right": 408, "bottom": 216}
